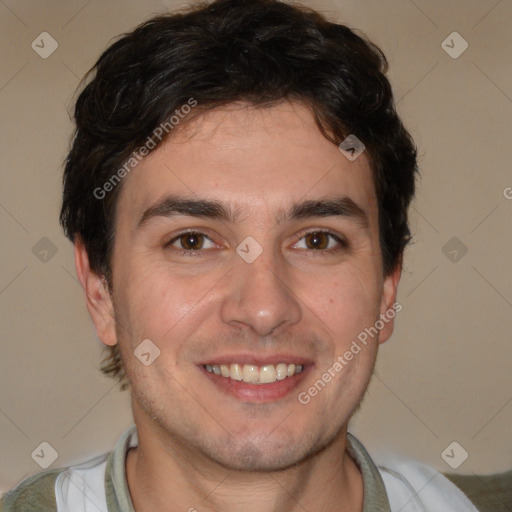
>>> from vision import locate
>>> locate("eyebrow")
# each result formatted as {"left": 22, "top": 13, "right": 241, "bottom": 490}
{"left": 136, "top": 195, "right": 368, "bottom": 229}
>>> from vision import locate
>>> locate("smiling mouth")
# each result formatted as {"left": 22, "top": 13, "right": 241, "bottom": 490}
{"left": 203, "top": 363, "right": 304, "bottom": 384}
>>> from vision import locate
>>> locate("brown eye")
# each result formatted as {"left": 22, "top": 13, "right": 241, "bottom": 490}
{"left": 304, "top": 232, "right": 329, "bottom": 250}
{"left": 293, "top": 231, "right": 345, "bottom": 253}
{"left": 166, "top": 231, "right": 218, "bottom": 255}
{"left": 167, "top": 232, "right": 214, "bottom": 251}
{"left": 179, "top": 233, "right": 204, "bottom": 250}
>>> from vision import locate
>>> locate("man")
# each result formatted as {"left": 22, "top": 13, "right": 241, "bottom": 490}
{"left": 1, "top": 0, "right": 510, "bottom": 510}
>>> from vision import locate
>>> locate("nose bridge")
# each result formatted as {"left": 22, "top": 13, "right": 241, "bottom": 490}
{"left": 219, "top": 243, "right": 302, "bottom": 336}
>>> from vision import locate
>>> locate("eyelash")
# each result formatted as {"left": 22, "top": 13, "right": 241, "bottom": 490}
{"left": 165, "top": 229, "right": 347, "bottom": 257}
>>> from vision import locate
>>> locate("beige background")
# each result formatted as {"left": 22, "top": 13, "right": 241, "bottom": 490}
{"left": 1, "top": 0, "right": 511, "bottom": 491}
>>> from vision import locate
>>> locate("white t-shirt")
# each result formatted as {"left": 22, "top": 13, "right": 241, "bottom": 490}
{"left": 51, "top": 425, "right": 478, "bottom": 512}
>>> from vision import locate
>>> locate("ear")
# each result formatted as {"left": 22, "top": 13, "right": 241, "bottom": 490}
{"left": 74, "top": 238, "right": 117, "bottom": 347}
{"left": 377, "top": 258, "right": 402, "bottom": 345}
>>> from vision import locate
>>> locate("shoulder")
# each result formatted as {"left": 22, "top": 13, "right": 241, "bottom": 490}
{"left": 443, "top": 468, "right": 512, "bottom": 512}
{"left": 376, "top": 453, "right": 512, "bottom": 512}
{"left": 0, "top": 469, "right": 63, "bottom": 512}
{"left": 0, "top": 426, "right": 136, "bottom": 512}
{"left": 0, "top": 452, "right": 110, "bottom": 512}
{"left": 376, "top": 455, "right": 481, "bottom": 512}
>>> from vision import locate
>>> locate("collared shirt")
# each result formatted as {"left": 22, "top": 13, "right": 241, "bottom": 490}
{"left": 1, "top": 424, "right": 510, "bottom": 511}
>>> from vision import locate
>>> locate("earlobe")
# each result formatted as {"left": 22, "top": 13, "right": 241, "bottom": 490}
{"left": 378, "top": 260, "right": 402, "bottom": 345}
{"left": 74, "top": 238, "right": 117, "bottom": 347}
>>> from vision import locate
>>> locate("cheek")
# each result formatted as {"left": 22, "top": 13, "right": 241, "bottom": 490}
{"left": 113, "top": 264, "right": 171, "bottom": 343}
{"left": 312, "top": 269, "right": 382, "bottom": 337}
{"left": 115, "top": 261, "right": 220, "bottom": 346}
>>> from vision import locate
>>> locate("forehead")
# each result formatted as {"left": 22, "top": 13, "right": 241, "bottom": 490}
{"left": 116, "top": 101, "right": 378, "bottom": 225}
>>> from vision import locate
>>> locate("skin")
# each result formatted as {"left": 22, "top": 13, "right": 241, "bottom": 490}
{"left": 76, "top": 101, "right": 401, "bottom": 512}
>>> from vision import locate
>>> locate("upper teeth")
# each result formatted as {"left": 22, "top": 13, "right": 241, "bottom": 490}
{"left": 204, "top": 363, "right": 304, "bottom": 384}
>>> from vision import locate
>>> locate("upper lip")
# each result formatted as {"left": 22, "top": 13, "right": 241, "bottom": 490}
{"left": 199, "top": 353, "right": 313, "bottom": 367}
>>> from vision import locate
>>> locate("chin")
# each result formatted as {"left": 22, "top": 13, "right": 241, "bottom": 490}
{"left": 206, "top": 430, "right": 333, "bottom": 473}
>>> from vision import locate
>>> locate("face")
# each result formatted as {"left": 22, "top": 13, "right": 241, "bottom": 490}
{"left": 79, "top": 101, "right": 400, "bottom": 472}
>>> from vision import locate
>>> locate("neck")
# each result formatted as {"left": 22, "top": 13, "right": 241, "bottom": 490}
{"left": 125, "top": 417, "right": 364, "bottom": 512}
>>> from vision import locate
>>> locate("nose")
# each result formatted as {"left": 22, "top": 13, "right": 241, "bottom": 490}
{"left": 219, "top": 248, "right": 302, "bottom": 337}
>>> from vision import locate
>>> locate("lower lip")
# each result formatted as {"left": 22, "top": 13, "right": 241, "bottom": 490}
{"left": 200, "top": 366, "right": 311, "bottom": 403}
